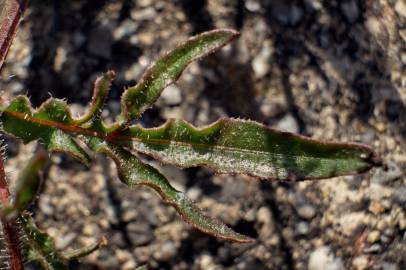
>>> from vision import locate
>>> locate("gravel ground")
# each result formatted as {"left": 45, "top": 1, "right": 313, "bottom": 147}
{"left": 1, "top": 0, "right": 406, "bottom": 269}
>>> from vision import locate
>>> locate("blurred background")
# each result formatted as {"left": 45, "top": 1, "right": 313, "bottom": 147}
{"left": 1, "top": 0, "right": 405, "bottom": 269}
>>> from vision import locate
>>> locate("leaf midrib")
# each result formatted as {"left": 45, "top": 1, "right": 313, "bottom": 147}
{"left": 3, "top": 110, "right": 361, "bottom": 162}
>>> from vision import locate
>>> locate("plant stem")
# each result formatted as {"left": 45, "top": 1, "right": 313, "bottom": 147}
{"left": 0, "top": 145, "right": 24, "bottom": 270}
{"left": 0, "top": 0, "right": 28, "bottom": 71}
{"left": 0, "top": 1, "right": 28, "bottom": 267}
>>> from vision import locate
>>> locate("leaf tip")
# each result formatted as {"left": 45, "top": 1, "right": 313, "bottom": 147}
{"left": 205, "top": 28, "right": 240, "bottom": 46}
{"left": 222, "top": 28, "right": 240, "bottom": 40}
{"left": 230, "top": 234, "right": 256, "bottom": 243}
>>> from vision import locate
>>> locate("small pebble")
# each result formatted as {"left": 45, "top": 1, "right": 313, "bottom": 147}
{"left": 352, "top": 255, "right": 369, "bottom": 270}
{"left": 395, "top": 0, "right": 406, "bottom": 18}
{"left": 297, "top": 204, "right": 316, "bottom": 220}
{"left": 296, "top": 221, "right": 310, "bottom": 235}
{"left": 369, "top": 201, "right": 385, "bottom": 215}
{"left": 122, "top": 209, "right": 138, "bottom": 222}
{"left": 308, "top": 246, "right": 344, "bottom": 270}
{"left": 276, "top": 114, "right": 299, "bottom": 133}
{"left": 186, "top": 187, "right": 201, "bottom": 201}
{"left": 367, "top": 230, "right": 381, "bottom": 243}
{"left": 160, "top": 84, "right": 182, "bottom": 105}
{"left": 245, "top": 0, "right": 261, "bottom": 12}
{"left": 153, "top": 241, "right": 177, "bottom": 262}
{"left": 252, "top": 41, "right": 273, "bottom": 78}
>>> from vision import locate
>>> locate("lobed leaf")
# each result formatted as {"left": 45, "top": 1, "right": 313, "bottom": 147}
{"left": 0, "top": 96, "right": 90, "bottom": 164}
{"left": 118, "top": 118, "right": 381, "bottom": 180}
{"left": 0, "top": 94, "right": 381, "bottom": 181}
{"left": 120, "top": 29, "right": 239, "bottom": 121}
{"left": 86, "top": 137, "right": 253, "bottom": 243}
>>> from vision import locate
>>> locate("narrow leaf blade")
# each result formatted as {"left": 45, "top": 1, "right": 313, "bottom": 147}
{"left": 86, "top": 138, "right": 253, "bottom": 243}
{"left": 73, "top": 71, "right": 115, "bottom": 125}
{"left": 62, "top": 236, "right": 107, "bottom": 260}
{"left": 118, "top": 118, "right": 380, "bottom": 180}
{"left": 121, "top": 29, "right": 239, "bottom": 121}
{"left": 13, "top": 150, "right": 48, "bottom": 213}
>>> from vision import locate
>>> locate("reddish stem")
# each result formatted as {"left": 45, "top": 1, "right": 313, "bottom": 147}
{"left": 0, "top": 1, "right": 28, "bottom": 268}
{"left": 0, "top": 2, "right": 28, "bottom": 267}
{"left": 0, "top": 150, "right": 24, "bottom": 270}
{"left": 0, "top": 0, "right": 28, "bottom": 71}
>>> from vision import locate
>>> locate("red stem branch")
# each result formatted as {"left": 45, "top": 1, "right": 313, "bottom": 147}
{"left": 0, "top": 1, "right": 28, "bottom": 267}
{"left": 0, "top": 0, "right": 27, "bottom": 71}
{"left": 0, "top": 147, "right": 24, "bottom": 270}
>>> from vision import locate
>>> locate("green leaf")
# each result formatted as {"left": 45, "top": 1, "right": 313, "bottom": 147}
{"left": 0, "top": 96, "right": 91, "bottom": 164}
{"left": 86, "top": 137, "right": 253, "bottom": 243}
{"left": 73, "top": 71, "right": 115, "bottom": 125}
{"left": 12, "top": 150, "right": 48, "bottom": 213}
{"left": 47, "top": 129, "right": 90, "bottom": 164}
{"left": 118, "top": 118, "right": 381, "bottom": 180}
{"left": 19, "top": 214, "right": 68, "bottom": 270}
{"left": 0, "top": 94, "right": 380, "bottom": 181}
{"left": 121, "top": 29, "right": 239, "bottom": 121}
